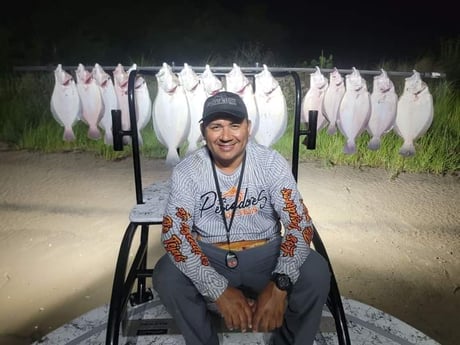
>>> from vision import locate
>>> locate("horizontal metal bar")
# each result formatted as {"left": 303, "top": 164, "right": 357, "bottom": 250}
{"left": 12, "top": 65, "right": 446, "bottom": 79}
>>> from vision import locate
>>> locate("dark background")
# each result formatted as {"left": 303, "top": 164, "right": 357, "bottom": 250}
{"left": 1, "top": 0, "right": 458, "bottom": 69}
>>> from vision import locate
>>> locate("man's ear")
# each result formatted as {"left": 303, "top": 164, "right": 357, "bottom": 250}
{"left": 200, "top": 123, "right": 206, "bottom": 137}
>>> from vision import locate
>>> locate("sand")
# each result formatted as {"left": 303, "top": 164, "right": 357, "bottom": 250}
{"left": 0, "top": 149, "right": 458, "bottom": 345}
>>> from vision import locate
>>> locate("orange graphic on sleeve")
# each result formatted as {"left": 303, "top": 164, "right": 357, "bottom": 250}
{"left": 280, "top": 233, "right": 298, "bottom": 257}
{"left": 161, "top": 207, "right": 211, "bottom": 267}
{"left": 281, "top": 188, "right": 302, "bottom": 231}
{"left": 176, "top": 207, "right": 191, "bottom": 222}
{"left": 302, "top": 225, "right": 314, "bottom": 245}
{"left": 164, "top": 234, "right": 187, "bottom": 262}
{"left": 179, "top": 220, "right": 210, "bottom": 266}
{"left": 300, "top": 199, "right": 312, "bottom": 221}
{"left": 162, "top": 215, "right": 173, "bottom": 233}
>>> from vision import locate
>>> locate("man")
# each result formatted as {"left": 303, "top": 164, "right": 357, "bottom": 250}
{"left": 153, "top": 91, "right": 330, "bottom": 345}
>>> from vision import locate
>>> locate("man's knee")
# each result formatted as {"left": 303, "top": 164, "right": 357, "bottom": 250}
{"left": 312, "top": 250, "right": 331, "bottom": 287}
{"left": 296, "top": 250, "right": 331, "bottom": 298}
{"left": 152, "top": 255, "right": 181, "bottom": 294}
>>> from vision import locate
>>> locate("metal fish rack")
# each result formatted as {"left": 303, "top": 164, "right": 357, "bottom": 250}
{"left": 13, "top": 64, "right": 446, "bottom": 79}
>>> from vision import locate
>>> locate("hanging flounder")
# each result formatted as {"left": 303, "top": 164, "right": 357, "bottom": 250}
{"left": 301, "top": 66, "right": 329, "bottom": 131}
{"left": 254, "top": 64, "right": 288, "bottom": 147}
{"left": 322, "top": 67, "right": 345, "bottom": 135}
{"left": 152, "top": 62, "right": 190, "bottom": 166}
{"left": 179, "top": 63, "right": 207, "bottom": 154}
{"left": 225, "top": 63, "right": 259, "bottom": 136}
{"left": 50, "top": 64, "right": 81, "bottom": 141}
{"left": 394, "top": 70, "right": 433, "bottom": 156}
{"left": 127, "top": 64, "right": 153, "bottom": 147}
{"left": 112, "top": 64, "right": 130, "bottom": 134}
{"left": 201, "top": 64, "right": 224, "bottom": 97}
{"left": 367, "top": 69, "right": 398, "bottom": 150}
{"left": 337, "top": 67, "right": 371, "bottom": 154}
{"left": 92, "top": 63, "right": 118, "bottom": 145}
{"left": 75, "top": 63, "right": 103, "bottom": 139}
{"left": 128, "top": 64, "right": 152, "bottom": 132}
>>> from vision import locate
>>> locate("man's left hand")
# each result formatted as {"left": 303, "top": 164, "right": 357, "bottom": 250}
{"left": 252, "top": 281, "right": 287, "bottom": 332}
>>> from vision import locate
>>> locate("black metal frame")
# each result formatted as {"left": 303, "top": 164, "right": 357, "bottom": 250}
{"left": 105, "top": 66, "right": 351, "bottom": 345}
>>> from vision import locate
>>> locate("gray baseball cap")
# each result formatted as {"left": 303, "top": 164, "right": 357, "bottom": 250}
{"left": 200, "top": 91, "right": 248, "bottom": 125}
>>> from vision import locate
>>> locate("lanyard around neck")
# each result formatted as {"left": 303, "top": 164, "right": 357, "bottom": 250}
{"left": 210, "top": 151, "right": 246, "bottom": 245}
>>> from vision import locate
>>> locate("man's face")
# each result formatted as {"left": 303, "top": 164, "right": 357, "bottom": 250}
{"left": 203, "top": 116, "right": 251, "bottom": 170}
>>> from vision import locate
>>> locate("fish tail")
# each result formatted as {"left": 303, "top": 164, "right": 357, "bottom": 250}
{"left": 368, "top": 137, "right": 381, "bottom": 150}
{"left": 63, "top": 127, "right": 76, "bottom": 142}
{"left": 399, "top": 141, "right": 416, "bottom": 157}
{"left": 165, "top": 149, "right": 180, "bottom": 167}
{"left": 327, "top": 123, "right": 337, "bottom": 135}
{"left": 88, "top": 125, "right": 101, "bottom": 140}
{"left": 343, "top": 140, "right": 356, "bottom": 154}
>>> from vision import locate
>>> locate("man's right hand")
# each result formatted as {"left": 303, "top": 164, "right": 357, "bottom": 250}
{"left": 215, "top": 286, "right": 253, "bottom": 332}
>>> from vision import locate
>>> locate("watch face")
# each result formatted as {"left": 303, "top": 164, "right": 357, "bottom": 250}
{"left": 273, "top": 273, "right": 291, "bottom": 292}
{"left": 277, "top": 275, "right": 290, "bottom": 289}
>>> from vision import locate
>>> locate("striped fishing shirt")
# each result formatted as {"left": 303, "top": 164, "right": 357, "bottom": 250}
{"left": 161, "top": 140, "right": 314, "bottom": 301}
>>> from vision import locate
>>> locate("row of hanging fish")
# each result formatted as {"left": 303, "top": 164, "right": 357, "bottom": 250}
{"left": 301, "top": 66, "right": 434, "bottom": 156}
{"left": 50, "top": 63, "right": 433, "bottom": 165}
{"left": 50, "top": 63, "right": 152, "bottom": 146}
{"left": 50, "top": 62, "right": 288, "bottom": 166}
{"left": 153, "top": 62, "right": 288, "bottom": 165}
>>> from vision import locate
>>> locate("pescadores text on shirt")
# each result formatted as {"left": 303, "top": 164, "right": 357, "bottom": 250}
{"left": 199, "top": 187, "right": 267, "bottom": 217}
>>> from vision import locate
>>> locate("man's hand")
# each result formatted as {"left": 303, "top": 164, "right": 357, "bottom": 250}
{"left": 252, "top": 281, "right": 287, "bottom": 332}
{"left": 215, "top": 286, "right": 253, "bottom": 332}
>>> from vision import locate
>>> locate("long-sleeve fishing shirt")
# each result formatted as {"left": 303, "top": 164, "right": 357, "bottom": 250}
{"left": 160, "top": 140, "right": 314, "bottom": 301}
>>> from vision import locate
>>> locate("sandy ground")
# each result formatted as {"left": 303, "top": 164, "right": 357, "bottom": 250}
{"left": 0, "top": 149, "right": 458, "bottom": 345}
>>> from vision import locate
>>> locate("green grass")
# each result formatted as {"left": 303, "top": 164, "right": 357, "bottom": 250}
{"left": 1, "top": 65, "right": 459, "bottom": 175}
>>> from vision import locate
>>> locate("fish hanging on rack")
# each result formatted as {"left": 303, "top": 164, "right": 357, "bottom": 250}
{"left": 225, "top": 63, "right": 259, "bottom": 137}
{"left": 322, "top": 67, "right": 345, "bottom": 135}
{"left": 301, "top": 66, "right": 329, "bottom": 131}
{"left": 113, "top": 63, "right": 130, "bottom": 141}
{"left": 152, "top": 62, "right": 190, "bottom": 166}
{"left": 92, "top": 63, "right": 118, "bottom": 145}
{"left": 179, "top": 63, "right": 207, "bottom": 155}
{"left": 75, "top": 63, "right": 103, "bottom": 139}
{"left": 128, "top": 64, "right": 153, "bottom": 147}
{"left": 394, "top": 70, "right": 433, "bottom": 156}
{"left": 367, "top": 69, "right": 398, "bottom": 150}
{"left": 201, "top": 64, "right": 224, "bottom": 97}
{"left": 50, "top": 64, "right": 81, "bottom": 141}
{"left": 254, "top": 64, "right": 288, "bottom": 147}
{"left": 337, "top": 67, "right": 371, "bottom": 154}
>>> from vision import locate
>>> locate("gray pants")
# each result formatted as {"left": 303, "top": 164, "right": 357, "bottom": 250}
{"left": 152, "top": 237, "right": 330, "bottom": 345}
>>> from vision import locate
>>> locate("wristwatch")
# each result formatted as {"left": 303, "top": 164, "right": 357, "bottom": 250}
{"left": 270, "top": 273, "right": 293, "bottom": 294}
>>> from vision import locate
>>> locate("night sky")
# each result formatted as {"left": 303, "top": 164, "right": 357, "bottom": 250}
{"left": 2, "top": 0, "right": 458, "bottom": 69}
